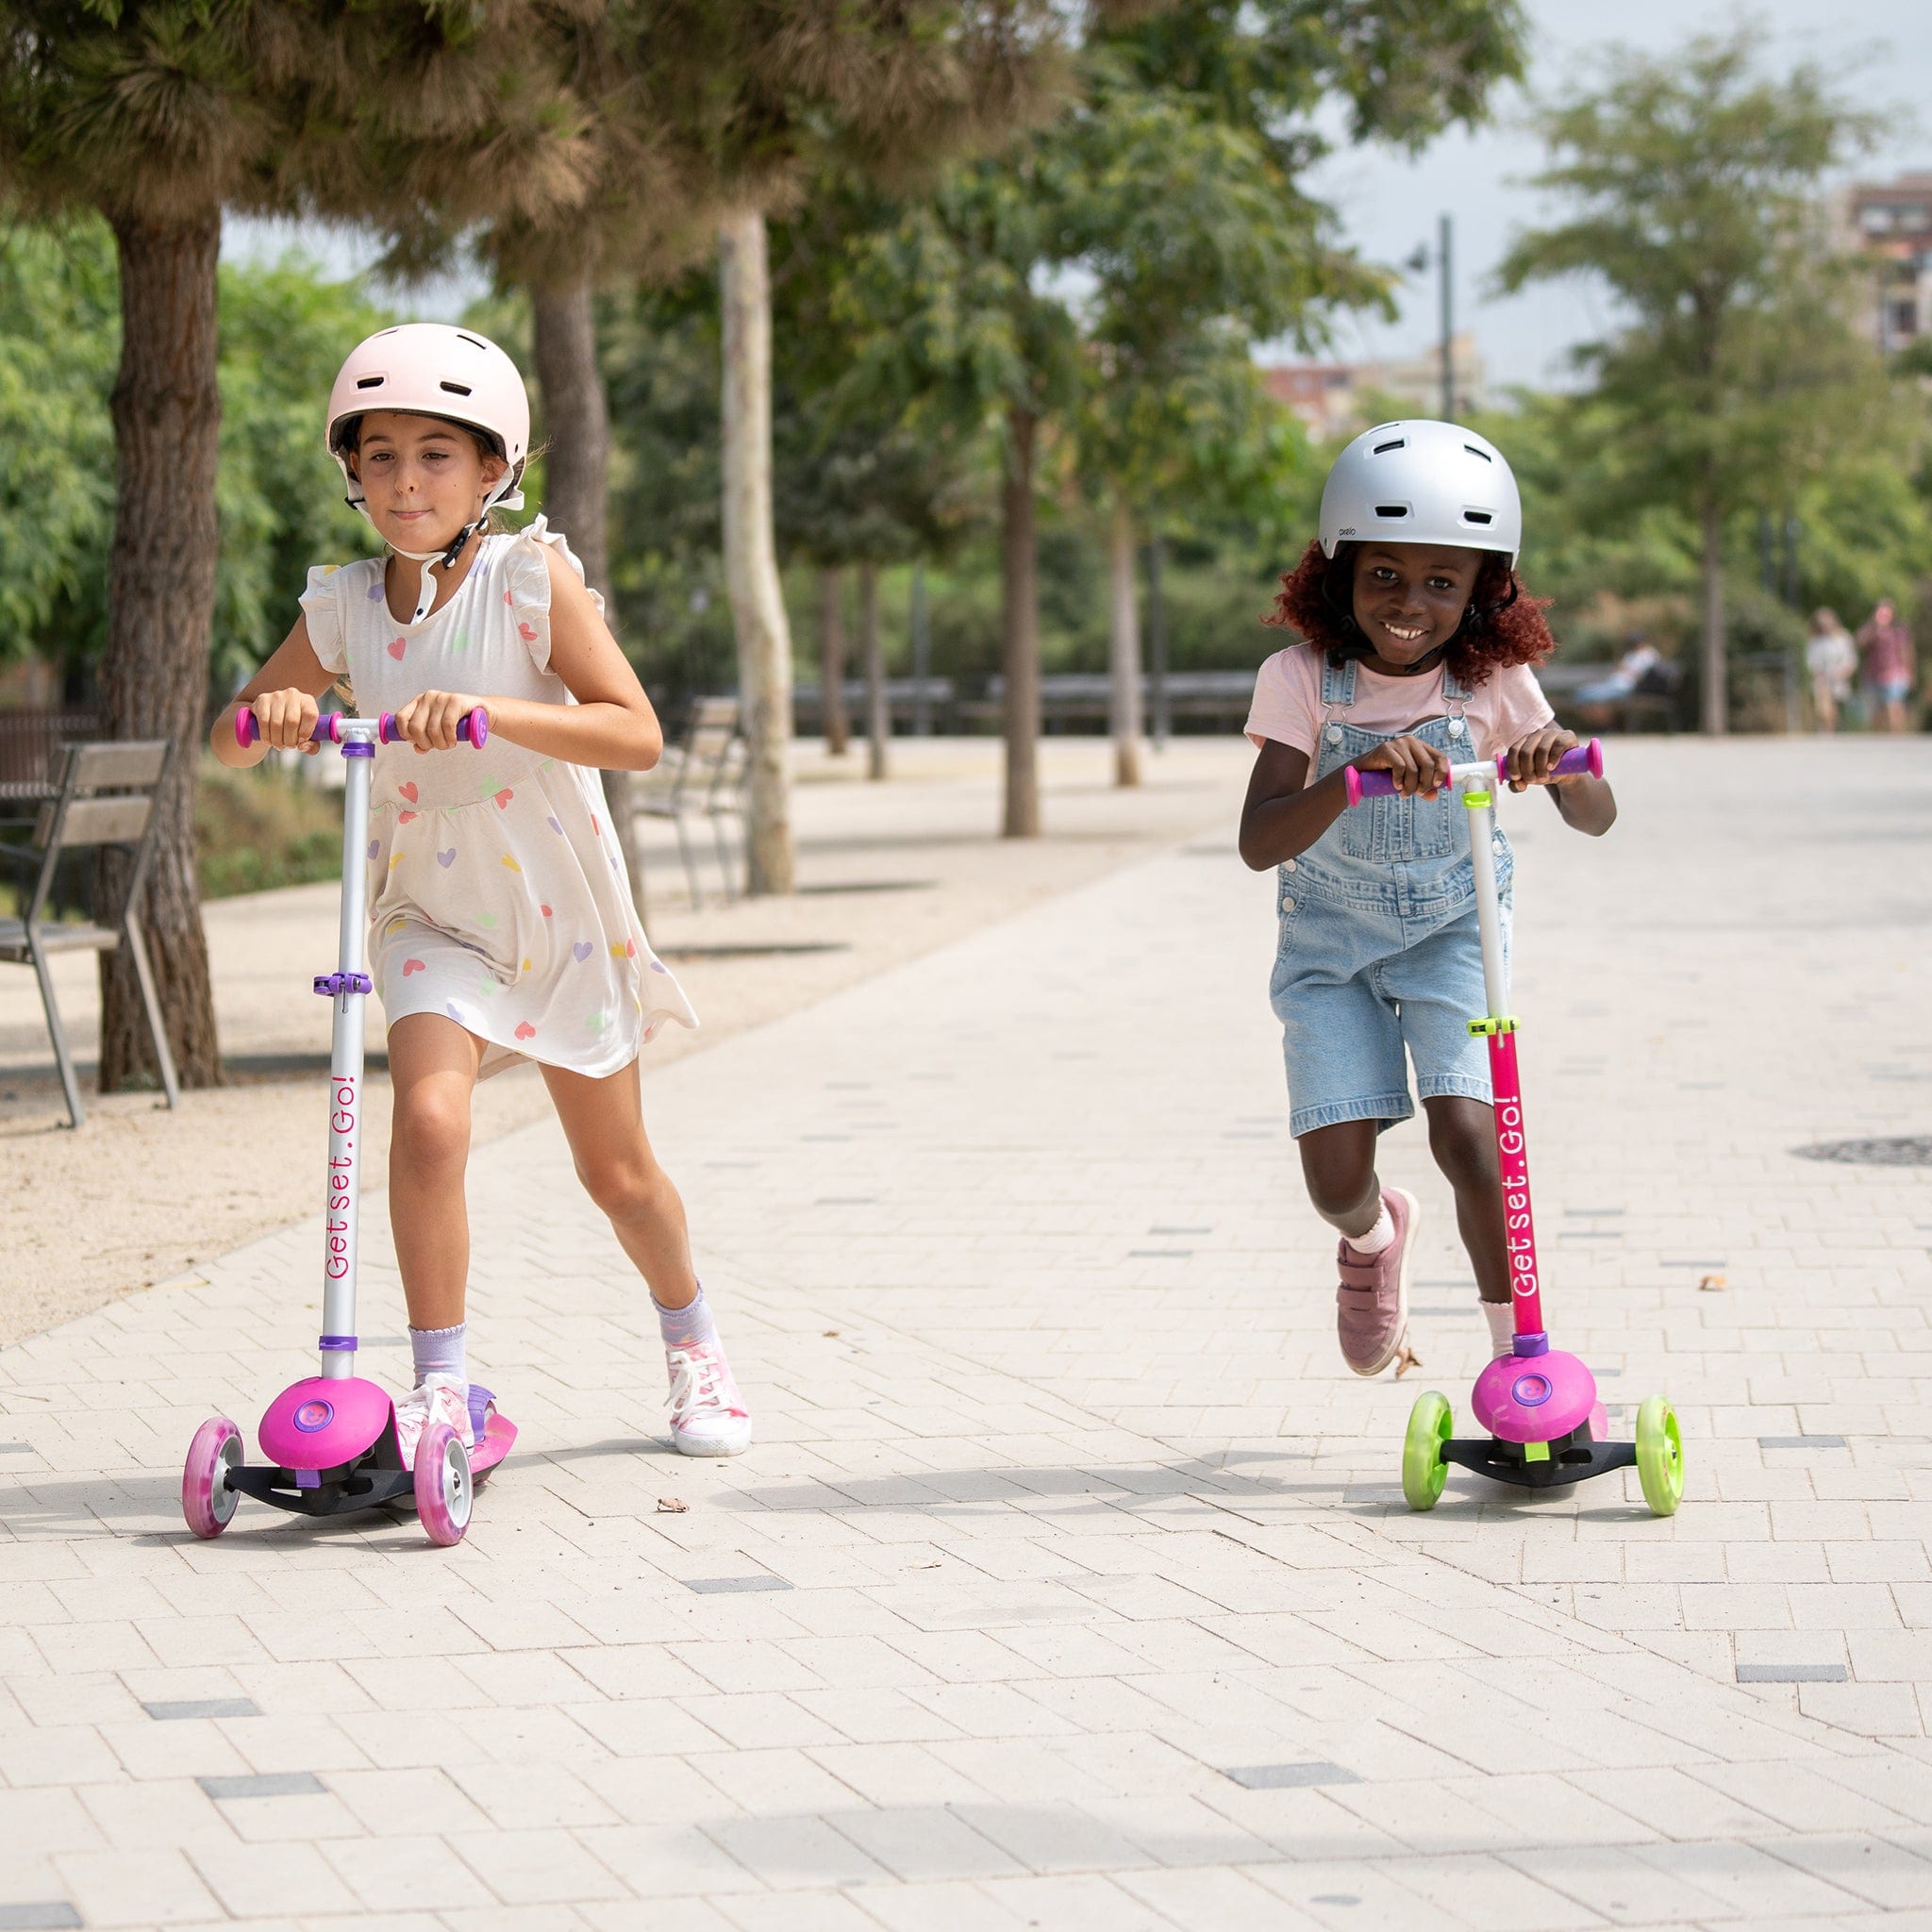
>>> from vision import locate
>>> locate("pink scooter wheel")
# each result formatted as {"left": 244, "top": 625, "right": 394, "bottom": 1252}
{"left": 413, "top": 1421, "right": 473, "bottom": 1546}
{"left": 182, "top": 1417, "right": 243, "bottom": 1539}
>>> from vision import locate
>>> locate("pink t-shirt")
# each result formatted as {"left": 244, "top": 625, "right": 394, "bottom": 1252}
{"left": 1245, "top": 644, "right": 1554, "bottom": 761}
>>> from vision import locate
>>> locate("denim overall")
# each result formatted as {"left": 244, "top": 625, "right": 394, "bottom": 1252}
{"left": 1269, "top": 654, "right": 1512, "bottom": 1138}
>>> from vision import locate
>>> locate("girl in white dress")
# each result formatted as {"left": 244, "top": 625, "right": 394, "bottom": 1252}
{"left": 212, "top": 324, "right": 750, "bottom": 1459}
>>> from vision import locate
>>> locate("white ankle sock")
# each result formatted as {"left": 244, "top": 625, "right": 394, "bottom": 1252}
{"left": 655, "top": 1284, "right": 718, "bottom": 1352}
{"left": 1482, "top": 1300, "right": 1513, "bottom": 1357}
{"left": 410, "top": 1322, "right": 466, "bottom": 1386}
{"left": 1346, "top": 1201, "right": 1395, "bottom": 1256}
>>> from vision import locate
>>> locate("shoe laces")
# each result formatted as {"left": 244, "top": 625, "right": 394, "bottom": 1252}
{"left": 666, "top": 1344, "right": 736, "bottom": 1419}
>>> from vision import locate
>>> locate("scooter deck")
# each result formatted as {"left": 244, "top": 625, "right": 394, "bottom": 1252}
{"left": 1441, "top": 1428, "right": 1636, "bottom": 1491}
{"left": 469, "top": 1411, "right": 517, "bottom": 1478}
{"left": 225, "top": 1410, "right": 517, "bottom": 1520}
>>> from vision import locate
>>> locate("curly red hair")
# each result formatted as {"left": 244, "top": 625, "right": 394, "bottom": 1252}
{"left": 1262, "top": 540, "right": 1556, "bottom": 688}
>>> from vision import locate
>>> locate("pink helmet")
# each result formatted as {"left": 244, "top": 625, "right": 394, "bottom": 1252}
{"left": 325, "top": 323, "right": 529, "bottom": 520}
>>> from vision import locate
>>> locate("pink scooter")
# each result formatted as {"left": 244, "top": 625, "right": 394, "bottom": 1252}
{"left": 182, "top": 707, "right": 517, "bottom": 1547}
{"left": 1345, "top": 741, "right": 1683, "bottom": 1517}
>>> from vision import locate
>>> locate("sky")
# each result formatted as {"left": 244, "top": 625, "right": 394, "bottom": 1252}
{"left": 226, "top": 1, "right": 1932, "bottom": 391}
{"left": 1296, "top": 0, "right": 1932, "bottom": 388}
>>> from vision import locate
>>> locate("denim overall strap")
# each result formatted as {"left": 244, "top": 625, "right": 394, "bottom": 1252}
{"left": 1441, "top": 661, "right": 1472, "bottom": 751}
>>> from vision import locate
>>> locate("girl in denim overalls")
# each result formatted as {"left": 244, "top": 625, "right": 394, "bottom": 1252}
{"left": 1240, "top": 423, "right": 1616, "bottom": 1377}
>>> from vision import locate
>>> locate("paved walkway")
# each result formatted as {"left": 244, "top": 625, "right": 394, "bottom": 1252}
{"left": 3, "top": 738, "right": 1931, "bottom": 1929}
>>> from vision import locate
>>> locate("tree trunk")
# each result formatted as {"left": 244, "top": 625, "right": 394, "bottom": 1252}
{"left": 858, "top": 558, "right": 889, "bottom": 781}
{"left": 530, "top": 275, "right": 646, "bottom": 915}
{"left": 817, "top": 566, "right": 850, "bottom": 755}
{"left": 1144, "top": 533, "right": 1171, "bottom": 748}
{"left": 718, "top": 208, "right": 794, "bottom": 894}
{"left": 1107, "top": 492, "right": 1143, "bottom": 788}
{"left": 97, "top": 209, "right": 224, "bottom": 1094}
{"left": 1000, "top": 407, "right": 1041, "bottom": 838}
{"left": 1699, "top": 487, "right": 1726, "bottom": 736}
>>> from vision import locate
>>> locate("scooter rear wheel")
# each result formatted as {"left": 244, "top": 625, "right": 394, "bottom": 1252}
{"left": 1635, "top": 1395, "right": 1684, "bottom": 1517}
{"left": 413, "top": 1421, "right": 474, "bottom": 1546}
{"left": 183, "top": 1418, "right": 243, "bottom": 1539}
{"left": 1402, "top": 1391, "right": 1453, "bottom": 1511}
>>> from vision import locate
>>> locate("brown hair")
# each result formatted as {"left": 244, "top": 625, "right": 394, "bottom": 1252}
{"left": 1262, "top": 539, "right": 1557, "bottom": 689}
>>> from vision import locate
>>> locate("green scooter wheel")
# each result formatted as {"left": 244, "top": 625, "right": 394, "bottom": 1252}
{"left": 1402, "top": 1391, "right": 1453, "bottom": 1511}
{"left": 1635, "top": 1394, "right": 1684, "bottom": 1517}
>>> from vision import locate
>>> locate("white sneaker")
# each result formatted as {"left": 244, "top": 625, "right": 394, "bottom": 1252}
{"left": 666, "top": 1341, "right": 752, "bottom": 1457}
{"left": 393, "top": 1373, "right": 471, "bottom": 1466}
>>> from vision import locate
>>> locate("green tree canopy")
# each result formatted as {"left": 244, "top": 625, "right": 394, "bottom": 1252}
{"left": 1496, "top": 27, "right": 1889, "bottom": 731}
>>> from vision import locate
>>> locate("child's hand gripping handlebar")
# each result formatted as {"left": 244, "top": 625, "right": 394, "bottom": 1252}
{"left": 236, "top": 707, "right": 489, "bottom": 750}
{"left": 1343, "top": 739, "right": 1603, "bottom": 808}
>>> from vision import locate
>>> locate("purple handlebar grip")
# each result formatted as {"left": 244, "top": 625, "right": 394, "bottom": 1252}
{"left": 1492, "top": 739, "right": 1603, "bottom": 782}
{"left": 377, "top": 708, "right": 485, "bottom": 748}
{"left": 1346, "top": 737, "right": 1604, "bottom": 807}
{"left": 236, "top": 708, "right": 341, "bottom": 747}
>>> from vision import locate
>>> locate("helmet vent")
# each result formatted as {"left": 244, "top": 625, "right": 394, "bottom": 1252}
{"left": 1372, "top": 438, "right": 1407, "bottom": 455}
{"left": 1464, "top": 444, "right": 1492, "bottom": 461}
{"left": 456, "top": 332, "right": 489, "bottom": 351}
{"left": 440, "top": 380, "right": 474, "bottom": 396}
{"left": 355, "top": 375, "right": 384, "bottom": 390}
{"left": 1374, "top": 504, "right": 1408, "bottom": 519}
{"left": 1462, "top": 509, "right": 1493, "bottom": 525}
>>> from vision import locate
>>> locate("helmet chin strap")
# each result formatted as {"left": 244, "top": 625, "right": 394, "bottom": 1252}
{"left": 343, "top": 475, "right": 526, "bottom": 624}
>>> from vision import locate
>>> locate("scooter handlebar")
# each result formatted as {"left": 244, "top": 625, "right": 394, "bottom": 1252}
{"left": 236, "top": 707, "right": 488, "bottom": 750}
{"left": 1343, "top": 738, "right": 1602, "bottom": 808}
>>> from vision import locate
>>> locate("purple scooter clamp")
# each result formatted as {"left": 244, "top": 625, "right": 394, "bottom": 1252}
{"left": 1472, "top": 1345, "right": 1598, "bottom": 1444}
{"left": 258, "top": 1376, "right": 391, "bottom": 1471}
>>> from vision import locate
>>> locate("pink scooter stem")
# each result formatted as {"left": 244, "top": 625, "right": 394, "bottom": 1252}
{"left": 1487, "top": 1026, "right": 1543, "bottom": 1341}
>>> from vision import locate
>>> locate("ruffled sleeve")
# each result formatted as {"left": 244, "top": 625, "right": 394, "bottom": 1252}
{"left": 299, "top": 564, "right": 351, "bottom": 676}
{"left": 504, "top": 514, "right": 604, "bottom": 675}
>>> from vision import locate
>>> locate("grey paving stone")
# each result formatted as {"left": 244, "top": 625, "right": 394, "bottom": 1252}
{"left": 142, "top": 1698, "right": 262, "bottom": 1721}
{"left": 195, "top": 1772, "right": 328, "bottom": 1799}
{"left": 1760, "top": 1436, "right": 1848, "bottom": 1450}
{"left": 683, "top": 1576, "right": 794, "bottom": 1595}
{"left": 0, "top": 1909, "right": 82, "bottom": 1931}
{"left": 1736, "top": 1664, "right": 1851, "bottom": 1683}
{"left": 1219, "top": 1761, "right": 1363, "bottom": 1790}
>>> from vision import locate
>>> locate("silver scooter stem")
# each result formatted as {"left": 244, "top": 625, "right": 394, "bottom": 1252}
{"left": 319, "top": 727, "right": 375, "bottom": 1379}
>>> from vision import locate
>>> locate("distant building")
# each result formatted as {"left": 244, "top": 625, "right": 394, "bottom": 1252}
{"left": 1845, "top": 171, "right": 1932, "bottom": 349}
{"left": 1259, "top": 331, "right": 1488, "bottom": 441}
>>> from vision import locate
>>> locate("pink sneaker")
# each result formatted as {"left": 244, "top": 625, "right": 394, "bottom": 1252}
{"left": 1336, "top": 1188, "right": 1421, "bottom": 1377}
{"left": 666, "top": 1341, "right": 752, "bottom": 1457}
{"left": 392, "top": 1374, "right": 470, "bottom": 1467}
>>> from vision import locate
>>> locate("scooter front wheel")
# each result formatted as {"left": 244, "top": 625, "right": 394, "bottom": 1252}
{"left": 413, "top": 1421, "right": 474, "bottom": 1546}
{"left": 183, "top": 1418, "right": 243, "bottom": 1539}
{"left": 1635, "top": 1395, "right": 1684, "bottom": 1517}
{"left": 1402, "top": 1391, "right": 1453, "bottom": 1511}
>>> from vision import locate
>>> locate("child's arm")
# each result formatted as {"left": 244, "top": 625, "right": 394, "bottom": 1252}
{"left": 208, "top": 619, "right": 337, "bottom": 768}
{"left": 390, "top": 549, "right": 665, "bottom": 771}
{"left": 1240, "top": 734, "right": 1451, "bottom": 870}
{"left": 1504, "top": 724, "right": 1616, "bottom": 836}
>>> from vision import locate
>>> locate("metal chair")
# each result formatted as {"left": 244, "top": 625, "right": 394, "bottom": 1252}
{"left": 0, "top": 739, "right": 180, "bottom": 1127}
{"left": 638, "top": 697, "right": 744, "bottom": 908}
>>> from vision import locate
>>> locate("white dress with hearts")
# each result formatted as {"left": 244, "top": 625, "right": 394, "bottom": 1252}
{"left": 300, "top": 517, "right": 696, "bottom": 1080}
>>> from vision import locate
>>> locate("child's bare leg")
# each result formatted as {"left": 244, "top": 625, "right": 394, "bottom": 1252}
{"left": 388, "top": 1013, "right": 483, "bottom": 1328}
{"left": 541, "top": 1058, "right": 698, "bottom": 1307}
{"left": 1297, "top": 1119, "right": 1382, "bottom": 1239}
{"left": 1423, "top": 1095, "right": 1508, "bottom": 1303}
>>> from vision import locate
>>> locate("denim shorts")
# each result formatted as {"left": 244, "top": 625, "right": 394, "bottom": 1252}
{"left": 1269, "top": 856, "right": 1511, "bottom": 1139}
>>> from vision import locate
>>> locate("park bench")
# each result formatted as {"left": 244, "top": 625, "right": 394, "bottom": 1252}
{"left": 0, "top": 738, "right": 180, "bottom": 1128}
{"left": 793, "top": 676, "right": 957, "bottom": 736}
{"left": 637, "top": 695, "right": 744, "bottom": 908}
